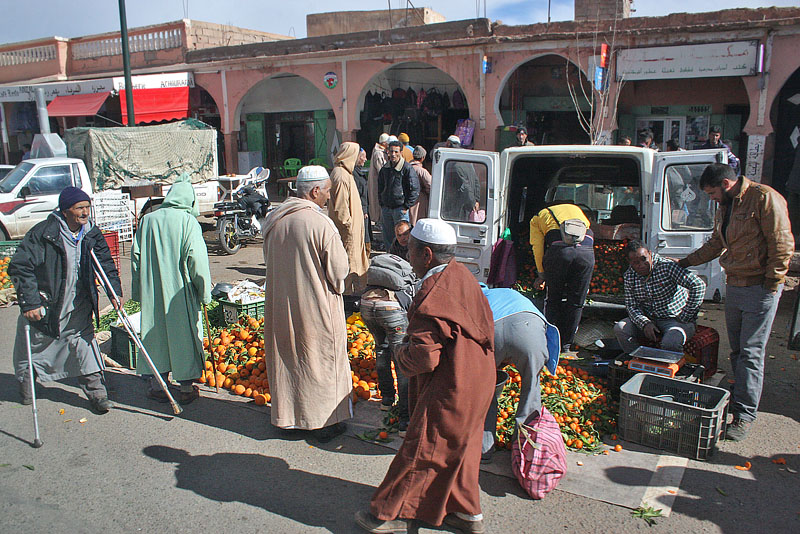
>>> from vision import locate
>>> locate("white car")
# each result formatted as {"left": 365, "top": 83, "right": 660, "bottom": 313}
{"left": 0, "top": 165, "right": 13, "bottom": 181}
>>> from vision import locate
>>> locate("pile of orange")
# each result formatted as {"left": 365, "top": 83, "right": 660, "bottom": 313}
{"left": 201, "top": 315, "right": 271, "bottom": 405}
{"left": 347, "top": 313, "right": 380, "bottom": 402}
{"left": 495, "top": 363, "right": 617, "bottom": 452}
{"left": 0, "top": 256, "right": 11, "bottom": 289}
{"left": 589, "top": 239, "right": 628, "bottom": 296}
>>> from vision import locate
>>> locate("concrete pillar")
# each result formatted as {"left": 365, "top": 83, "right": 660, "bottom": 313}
{"left": 223, "top": 131, "right": 239, "bottom": 175}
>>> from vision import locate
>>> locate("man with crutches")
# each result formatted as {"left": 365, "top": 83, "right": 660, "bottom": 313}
{"left": 9, "top": 187, "right": 121, "bottom": 414}
{"left": 132, "top": 175, "right": 212, "bottom": 405}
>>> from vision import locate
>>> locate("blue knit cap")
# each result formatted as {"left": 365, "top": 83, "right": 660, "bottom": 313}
{"left": 58, "top": 187, "right": 91, "bottom": 211}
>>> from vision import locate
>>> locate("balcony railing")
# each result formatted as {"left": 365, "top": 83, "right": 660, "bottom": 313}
{"left": 72, "top": 29, "right": 183, "bottom": 60}
{"left": 0, "top": 44, "right": 58, "bottom": 67}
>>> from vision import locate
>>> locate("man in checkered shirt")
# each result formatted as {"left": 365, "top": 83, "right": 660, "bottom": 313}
{"left": 614, "top": 239, "right": 706, "bottom": 354}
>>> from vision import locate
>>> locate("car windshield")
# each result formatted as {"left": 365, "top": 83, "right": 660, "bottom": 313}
{"left": 0, "top": 162, "right": 34, "bottom": 193}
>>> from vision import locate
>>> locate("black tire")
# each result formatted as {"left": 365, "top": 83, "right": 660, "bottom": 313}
{"left": 0, "top": 225, "right": 9, "bottom": 241}
{"left": 217, "top": 217, "right": 241, "bottom": 255}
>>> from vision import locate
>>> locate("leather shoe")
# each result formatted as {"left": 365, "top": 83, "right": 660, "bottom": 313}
{"left": 19, "top": 381, "right": 33, "bottom": 406}
{"left": 90, "top": 397, "right": 114, "bottom": 414}
{"left": 443, "top": 514, "right": 485, "bottom": 534}
{"left": 147, "top": 388, "right": 170, "bottom": 403}
{"left": 179, "top": 386, "right": 200, "bottom": 405}
{"left": 313, "top": 422, "right": 347, "bottom": 443}
{"left": 354, "top": 510, "right": 408, "bottom": 533}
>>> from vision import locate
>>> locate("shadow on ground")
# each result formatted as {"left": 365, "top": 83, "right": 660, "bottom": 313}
{"left": 143, "top": 445, "right": 376, "bottom": 533}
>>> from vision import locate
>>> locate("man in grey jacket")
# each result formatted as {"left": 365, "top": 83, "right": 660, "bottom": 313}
{"left": 378, "top": 140, "right": 420, "bottom": 248}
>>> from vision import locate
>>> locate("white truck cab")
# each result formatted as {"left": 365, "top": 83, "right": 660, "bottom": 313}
{"left": 0, "top": 157, "right": 220, "bottom": 240}
{"left": 0, "top": 158, "right": 93, "bottom": 240}
{"left": 430, "top": 145, "right": 727, "bottom": 301}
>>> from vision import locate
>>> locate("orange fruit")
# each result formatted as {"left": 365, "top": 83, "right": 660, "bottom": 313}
{"left": 254, "top": 394, "right": 267, "bottom": 406}
{"left": 244, "top": 388, "right": 253, "bottom": 398}
{"left": 378, "top": 431, "right": 388, "bottom": 439}
{"left": 614, "top": 444, "right": 623, "bottom": 452}
{"left": 234, "top": 384, "right": 246, "bottom": 395}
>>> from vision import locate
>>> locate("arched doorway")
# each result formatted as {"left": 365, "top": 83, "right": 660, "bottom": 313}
{"left": 497, "top": 54, "right": 594, "bottom": 147}
{"left": 771, "top": 66, "right": 800, "bottom": 194}
{"left": 236, "top": 74, "right": 336, "bottom": 175}
{"left": 356, "top": 61, "right": 470, "bottom": 151}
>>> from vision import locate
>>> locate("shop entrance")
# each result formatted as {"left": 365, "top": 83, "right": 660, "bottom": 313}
{"left": 356, "top": 61, "right": 470, "bottom": 152}
{"left": 634, "top": 116, "right": 686, "bottom": 150}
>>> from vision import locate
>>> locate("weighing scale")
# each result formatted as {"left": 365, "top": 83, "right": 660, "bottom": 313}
{"left": 627, "top": 346, "right": 686, "bottom": 378}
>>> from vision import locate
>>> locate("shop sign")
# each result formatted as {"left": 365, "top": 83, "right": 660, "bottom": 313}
{"left": 616, "top": 41, "right": 758, "bottom": 81}
{"left": 0, "top": 79, "right": 113, "bottom": 102}
{"left": 323, "top": 72, "right": 338, "bottom": 90}
{"left": 112, "top": 72, "right": 194, "bottom": 91}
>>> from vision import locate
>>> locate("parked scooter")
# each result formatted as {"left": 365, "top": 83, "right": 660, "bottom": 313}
{"left": 213, "top": 168, "right": 271, "bottom": 255}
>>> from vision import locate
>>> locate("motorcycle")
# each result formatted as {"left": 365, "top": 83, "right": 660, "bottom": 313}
{"left": 213, "top": 168, "right": 271, "bottom": 255}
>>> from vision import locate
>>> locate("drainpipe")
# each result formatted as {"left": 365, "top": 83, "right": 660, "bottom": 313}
{"left": 35, "top": 88, "right": 51, "bottom": 135}
{"left": 0, "top": 103, "right": 9, "bottom": 164}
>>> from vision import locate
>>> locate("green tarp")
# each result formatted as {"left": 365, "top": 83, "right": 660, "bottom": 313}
{"left": 64, "top": 119, "right": 217, "bottom": 190}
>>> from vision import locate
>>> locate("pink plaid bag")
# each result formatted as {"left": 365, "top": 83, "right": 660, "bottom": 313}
{"left": 511, "top": 407, "right": 567, "bottom": 499}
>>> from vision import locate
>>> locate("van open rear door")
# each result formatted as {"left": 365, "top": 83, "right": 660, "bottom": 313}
{"left": 650, "top": 150, "right": 727, "bottom": 301}
{"left": 430, "top": 148, "right": 499, "bottom": 281}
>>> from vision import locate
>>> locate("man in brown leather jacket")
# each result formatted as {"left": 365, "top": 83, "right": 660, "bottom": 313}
{"left": 678, "top": 163, "right": 793, "bottom": 441}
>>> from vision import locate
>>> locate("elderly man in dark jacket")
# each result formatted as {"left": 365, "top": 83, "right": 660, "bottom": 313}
{"left": 378, "top": 140, "right": 420, "bottom": 248}
{"left": 9, "top": 187, "right": 122, "bottom": 413}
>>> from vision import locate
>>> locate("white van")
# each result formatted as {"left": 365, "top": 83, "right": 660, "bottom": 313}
{"left": 429, "top": 145, "right": 727, "bottom": 301}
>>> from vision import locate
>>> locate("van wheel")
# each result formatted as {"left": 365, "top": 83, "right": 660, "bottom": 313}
{"left": 0, "top": 227, "right": 8, "bottom": 241}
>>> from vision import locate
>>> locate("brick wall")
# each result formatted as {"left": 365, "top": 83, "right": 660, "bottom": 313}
{"left": 187, "top": 20, "right": 292, "bottom": 50}
{"left": 574, "top": 0, "right": 632, "bottom": 21}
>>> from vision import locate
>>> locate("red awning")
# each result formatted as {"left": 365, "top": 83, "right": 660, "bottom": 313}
{"left": 119, "top": 86, "right": 190, "bottom": 125}
{"left": 46, "top": 92, "right": 110, "bottom": 117}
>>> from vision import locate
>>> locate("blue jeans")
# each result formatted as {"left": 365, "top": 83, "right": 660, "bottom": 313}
{"left": 725, "top": 284, "right": 783, "bottom": 422}
{"left": 380, "top": 206, "right": 409, "bottom": 250}
{"left": 359, "top": 300, "right": 410, "bottom": 423}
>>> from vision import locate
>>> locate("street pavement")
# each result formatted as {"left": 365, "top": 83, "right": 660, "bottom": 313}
{"left": 1, "top": 227, "right": 799, "bottom": 533}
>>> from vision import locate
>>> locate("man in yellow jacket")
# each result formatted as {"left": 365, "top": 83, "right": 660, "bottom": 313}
{"left": 529, "top": 203, "right": 594, "bottom": 352}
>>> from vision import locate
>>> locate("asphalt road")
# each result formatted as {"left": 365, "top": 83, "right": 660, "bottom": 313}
{"left": 0, "top": 228, "right": 798, "bottom": 533}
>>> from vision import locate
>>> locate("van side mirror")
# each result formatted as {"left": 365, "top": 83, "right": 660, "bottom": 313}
{"left": 19, "top": 186, "right": 31, "bottom": 198}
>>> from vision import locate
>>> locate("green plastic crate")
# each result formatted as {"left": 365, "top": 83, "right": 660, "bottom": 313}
{"left": 110, "top": 325, "right": 138, "bottom": 369}
{"left": 0, "top": 240, "right": 21, "bottom": 257}
{"left": 215, "top": 297, "right": 265, "bottom": 325}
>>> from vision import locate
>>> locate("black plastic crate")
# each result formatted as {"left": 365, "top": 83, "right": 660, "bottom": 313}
{"left": 110, "top": 325, "right": 138, "bottom": 369}
{"left": 619, "top": 373, "right": 729, "bottom": 460}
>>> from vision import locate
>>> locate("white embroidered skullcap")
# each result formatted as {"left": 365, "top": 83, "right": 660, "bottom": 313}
{"left": 447, "top": 135, "right": 461, "bottom": 145}
{"left": 378, "top": 133, "right": 390, "bottom": 143}
{"left": 410, "top": 218, "right": 457, "bottom": 245}
{"left": 296, "top": 165, "right": 329, "bottom": 182}
{"left": 387, "top": 135, "right": 399, "bottom": 143}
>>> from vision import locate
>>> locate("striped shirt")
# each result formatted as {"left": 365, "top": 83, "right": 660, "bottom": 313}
{"left": 623, "top": 254, "right": 706, "bottom": 329}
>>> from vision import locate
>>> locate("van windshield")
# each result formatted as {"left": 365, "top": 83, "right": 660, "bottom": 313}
{"left": 0, "top": 162, "right": 34, "bottom": 193}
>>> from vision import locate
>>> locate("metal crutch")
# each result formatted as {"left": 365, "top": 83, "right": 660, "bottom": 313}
{"left": 90, "top": 250, "right": 183, "bottom": 415}
{"left": 23, "top": 323, "right": 43, "bottom": 448}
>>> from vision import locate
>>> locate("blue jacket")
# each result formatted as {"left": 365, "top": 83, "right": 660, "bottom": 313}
{"left": 480, "top": 284, "right": 561, "bottom": 374}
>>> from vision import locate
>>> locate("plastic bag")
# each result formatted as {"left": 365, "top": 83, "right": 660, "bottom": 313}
{"left": 511, "top": 407, "right": 567, "bottom": 499}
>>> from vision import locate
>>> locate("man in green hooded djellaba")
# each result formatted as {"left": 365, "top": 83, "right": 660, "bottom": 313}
{"left": 132, "top": 175, "right": 212, "bottom": 405}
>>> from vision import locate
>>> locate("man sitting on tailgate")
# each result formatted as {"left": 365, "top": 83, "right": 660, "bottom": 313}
{"left": 613, "top": 240, "right": 706, "bottom": 354}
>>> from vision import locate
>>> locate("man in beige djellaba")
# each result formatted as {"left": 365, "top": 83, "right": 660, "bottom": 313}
{"left": 329, "top": 142, "right": 369, "bottom": 295}
{"left": 262, "top": 165, "right": 352, "bottom": 443}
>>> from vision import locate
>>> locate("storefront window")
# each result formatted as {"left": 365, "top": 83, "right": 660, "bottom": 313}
{"left": 441, "top": 161, "right": 487, "bottom": 223}
{"left": 661, "top": 164, "right": 715, "bottom": 231}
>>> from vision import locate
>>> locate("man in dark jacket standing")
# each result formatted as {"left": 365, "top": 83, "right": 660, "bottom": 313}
{"left": 378, "top": 140, "right": 419, "bottom": 249}
{"left": 9, "top": 187, "right": 122, "bottom": 413}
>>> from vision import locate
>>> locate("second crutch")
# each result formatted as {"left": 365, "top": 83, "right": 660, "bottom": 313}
{"left": 23, "top": 323, "right": 43, "bottom": 448}
{"left": 90, "top": 249, "right": 183, "bottom": 415}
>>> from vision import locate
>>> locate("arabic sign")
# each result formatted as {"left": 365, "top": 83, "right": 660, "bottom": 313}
{"left": 0, "top": 79, "right": 113, "bottom": 102}
{"left": 112, "top": 72, "right": 194, "bottom": 91}
{"left": 616, "top": 41, "right": 758, "bottom": 81}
